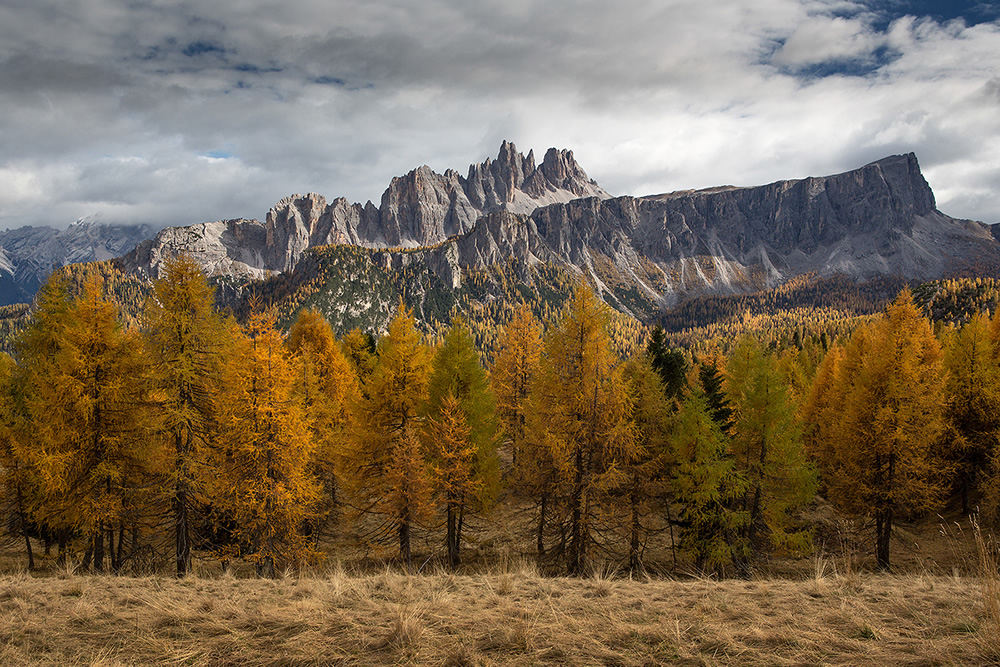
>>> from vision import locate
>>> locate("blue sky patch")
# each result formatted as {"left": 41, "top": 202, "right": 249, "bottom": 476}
{"left": 866, "top": 0, "right": 1000, "bottom": 29}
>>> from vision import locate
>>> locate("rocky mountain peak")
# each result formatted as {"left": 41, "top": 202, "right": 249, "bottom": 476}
{"left": 105, "top": 146, "right": 997, "bottom": 325}
{"left": 536, "top": 147, "right": 595, "bottom": 197}
{"left": 860, "top": 152, "right": 936, "bottom": 215}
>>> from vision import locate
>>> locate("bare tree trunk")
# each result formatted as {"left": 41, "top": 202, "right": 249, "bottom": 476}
{"left": 15, "top": 486, "right": 33, "bottom": 571}
{"left": 569, "top": 446, "right": 585, "bottom": 575}
{"left": 92, "top": 530, "right": 104, "bottom": 573}
{"left": 399, "top": 513, "right": 412, "bottom": 573}
{"left": 629, "top": 478, "right": 641, "bottom": 574}
{"left": 175, "top": 430, "right": 192, "bottom": 577}
{"left": 23, "top": 530, "right": 34, "bottom": 571}
{"left": 57, "top": 529, "right": 68, "bottom": 566}
{"left": 876, "top": 510, "right": 892, "bottom": 571}
{"left": 536, "top": 493, "right": 547, "bottom": 557}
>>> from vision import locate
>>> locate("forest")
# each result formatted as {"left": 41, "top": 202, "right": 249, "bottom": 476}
{"left": 1, "top": 254, "right": 998, "bottom": 579}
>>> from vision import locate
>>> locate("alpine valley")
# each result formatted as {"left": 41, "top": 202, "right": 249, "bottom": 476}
{"left": 3, "top": 142, "right": 999, "bottom": 351}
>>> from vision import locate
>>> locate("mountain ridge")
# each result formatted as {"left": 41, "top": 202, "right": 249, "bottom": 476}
{"left": 120, "top": 141, "right": 610, "bottom": 280}
{"left": 3, "top": 143, "right": 998, "bottom": 331}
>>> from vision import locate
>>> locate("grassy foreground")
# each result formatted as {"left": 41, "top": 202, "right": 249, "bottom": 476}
{"left": 0, "top": 562, "right": 995, "bottom": 666}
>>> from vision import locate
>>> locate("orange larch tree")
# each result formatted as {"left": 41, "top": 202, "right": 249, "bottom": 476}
{"left": 808, "top": 289, "right": 947, "bottom": 570}
{"left": 530, "top": 285, "right": 635, "bottom": 575}
{"left": 343, "top": 303, "right": 433, "bottom": 571}
{"left": 211, "top": 309, "right": 320, "bottom": 577}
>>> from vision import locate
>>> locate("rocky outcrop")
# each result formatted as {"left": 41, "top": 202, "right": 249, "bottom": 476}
{"left": 123, "top": 141, "right": 611, "bottom": 281}
{"left": 413, "top": 153, "right": 1000, "bottom": 315}
{"left": 123, "top": 219, "right": 269, "bottom": 280}
{"left": 465, "top": 140, "right": 609, "bottom": 214}
{"left": 102, "top": 148, "right": 1000, "bottom": 322}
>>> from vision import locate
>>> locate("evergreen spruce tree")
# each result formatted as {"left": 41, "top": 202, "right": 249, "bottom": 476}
{"left": 671, "top": 388, "right": 748, "bottom": 575}
{"left": 725, "top": 337, "right": 816, "bottom": 568}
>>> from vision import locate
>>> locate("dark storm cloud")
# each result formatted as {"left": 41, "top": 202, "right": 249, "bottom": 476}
{"left": 0, "top": 0, "right": 998, "bottom": 229}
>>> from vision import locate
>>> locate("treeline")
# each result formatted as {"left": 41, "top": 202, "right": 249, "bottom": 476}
{"left": 1, "top": 257, "right": 998, "bottom": 577}
{"left": 656, "top": 274, "right": 908, "bottom": 353}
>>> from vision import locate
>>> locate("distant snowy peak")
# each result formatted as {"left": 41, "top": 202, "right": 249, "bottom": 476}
{"left": 0, "top": 223, "right": 157, "bottom": 306}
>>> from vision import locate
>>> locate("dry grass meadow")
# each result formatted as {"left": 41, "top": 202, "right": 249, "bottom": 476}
{"left": 0, "top": 559, "right": 997, "bottom": 666}
{"left": 2, "top": 507, "right": 999, "bottom": 665}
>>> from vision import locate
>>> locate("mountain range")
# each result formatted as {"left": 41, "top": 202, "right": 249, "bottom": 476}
{"left": 2, "top": 142, "right": 998, "bottom": 330}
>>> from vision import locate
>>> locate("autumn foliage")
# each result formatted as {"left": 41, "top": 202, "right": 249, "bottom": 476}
{"left": 0, "top": 270, "right": 995, "bottom": 577}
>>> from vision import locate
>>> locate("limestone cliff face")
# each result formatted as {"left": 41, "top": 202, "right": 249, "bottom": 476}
{"left": 425, "top": 153, "right": 998, "bottom": 314}
{"left": 123, "top": 141, "right": 610, "bottom": 279}
{"left": 125, "top": 219, "right": 269, "bottom": 280}
{"left": 115, "top": 147, "right": 1000, "bottom": 321}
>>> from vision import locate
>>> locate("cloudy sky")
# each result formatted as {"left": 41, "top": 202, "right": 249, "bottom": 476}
{"left": 1, "top": 0, "right": 999, "bottom": 231}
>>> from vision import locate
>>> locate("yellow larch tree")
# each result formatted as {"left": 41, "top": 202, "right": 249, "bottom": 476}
{"left": 211, "top": 309, "right": 320, "bottom": 577}
{"left": 343, "top": 303, "right": 433, "bottom": 571}
{"left": 16, "top": 273, "right": 151, "bottom": 572}
{"left": 530, "top": 284, "right": 635, "bottom": 575}
{"left": 143, "top": 254, "right": 230, "bottom": 577}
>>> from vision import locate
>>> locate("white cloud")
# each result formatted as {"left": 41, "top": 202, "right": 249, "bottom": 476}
{"left": 772, "top": 16, "right": 884, "bottom": 68}
{"left": 0, "top": 0, "right": 999, "bottom": 230}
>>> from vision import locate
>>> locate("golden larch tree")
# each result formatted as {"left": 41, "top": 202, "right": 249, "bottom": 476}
{"left": 942, "top": 313, "right": 1000, "bottom": 515}
{"left": 344, "top": 303, "right": 433, "bottom": 571}
{"left": 530, "top": 285, "right": 635, "bottom": 575}
{"left": 143, "top": 254, "right": 231, "bottom": 576}
{"left": 492, "top": 304, "right": 555, "bottom": 557}
{"left": 286, "top": 309, "right": 359, "bottom": 534}
{"left": 0, "top": 352, "right": 37, "bottom": 569}
{"left": 811, "top": 289, "right": 947, "bottom": 570}
{"left": 16, "top": 273, "right": 151, "bottom": 572}
{"left": 211, "top": 309, "right": 320, "bottom": 577}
